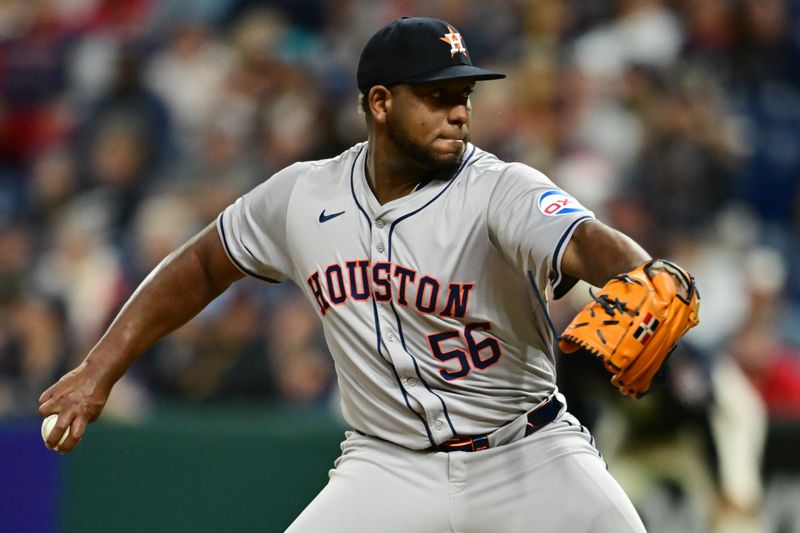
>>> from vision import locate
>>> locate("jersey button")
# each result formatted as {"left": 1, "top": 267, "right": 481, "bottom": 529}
{"left": 433, "top": 420, "right": 444, "bottom": 430}
{"left": 405, "top": 378, "right": 417, "bottom": 388}
{"left": 375, "top": 219, "right": 385, "bottom": 229}
{"left": 386, "top": 332, "right": 395, "bottom": 342}
{"left": 376, "top": 243, "right": 385, "bottom": 253}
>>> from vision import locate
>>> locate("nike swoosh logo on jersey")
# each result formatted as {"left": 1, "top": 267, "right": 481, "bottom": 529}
{"left": 319, "top": 209, "right": 345, "bottom": 223}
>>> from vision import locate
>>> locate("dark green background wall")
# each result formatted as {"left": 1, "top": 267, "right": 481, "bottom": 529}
{"left": 4, "top": 403, "right": 346, "bottom": 533}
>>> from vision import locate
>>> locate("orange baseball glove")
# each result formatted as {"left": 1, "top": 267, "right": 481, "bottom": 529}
{"left": 559, "top": 259, "right": 700, "bottom": 398}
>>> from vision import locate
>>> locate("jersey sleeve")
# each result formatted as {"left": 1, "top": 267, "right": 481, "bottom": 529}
{"left": 487, "top": 163, "right": 594, "bottom": 298}
{"left": 217, "top": 163, "right": 303, "bottom": 283}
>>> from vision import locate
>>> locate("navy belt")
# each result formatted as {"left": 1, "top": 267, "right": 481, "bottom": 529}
{"left": 431, "top": 396, "right": 564, "bottom": 453}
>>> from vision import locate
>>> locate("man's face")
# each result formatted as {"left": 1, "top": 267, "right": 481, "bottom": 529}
{"left": 384, "top": 78, "right": 475, "bottom": 175}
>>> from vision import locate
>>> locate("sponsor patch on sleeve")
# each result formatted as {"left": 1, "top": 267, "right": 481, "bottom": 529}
{"left": 536, "top": 190, "right": 590, "bottom": 216}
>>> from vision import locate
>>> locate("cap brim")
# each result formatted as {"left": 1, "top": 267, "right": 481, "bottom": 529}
{"left": 401, "top": 64, "right": 506, "bottom": 85}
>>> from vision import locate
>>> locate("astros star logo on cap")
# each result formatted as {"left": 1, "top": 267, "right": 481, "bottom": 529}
{"left": 439, "top": 25, "right": 468, "bottom": 58}
{"left": 356, "top": 17, "right": 504, "bottom": 92}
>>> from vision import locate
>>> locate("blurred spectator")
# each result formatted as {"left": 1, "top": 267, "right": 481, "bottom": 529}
{"left": 627, "top": 64, "right": 740, "bottom": 234}
{"left": 0, "top": 3, "right": 73, "bottom": 169}
{"left": 0, "top": 223, "right": 69, "bottom": 418}
{"left": 732, "top": 327, "right": 800, "bottom": 420}
{"left": 141, "top": 281, "right": 277, "bottom": 402}
{"left": 127, "top": 192, "right": 202, "bottom": 276}
{"left": 75, "top": 44, "right": 170, "bottom": 237}
{"left": 0, "top": 292, "right": 70, "bottom": 419}
{"left": 728, "top": 247, "right": 800, "bottom": 420}
{"left": 267, "top": 285, "right": 335, "bottom": 406}
{"left": 727, "top": 0, "right": 800, "bottom": 226}
{"left": 145, "top": 22, "right": 233, "bottom": 155}
{"left": 140, "top": 280, "right": 334, "bottom": 408}
{"left": 572, "top": 0, "right": 684, "bottom": 82}
{"left": 32, "top": 199, "right": 128, "bottom": 357}
{"left": 25, "top": 146, "right": 79, "bottom": 227}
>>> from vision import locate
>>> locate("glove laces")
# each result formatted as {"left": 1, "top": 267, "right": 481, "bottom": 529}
{"left": 590, "top": 290, "right": 637, "bottom": 317}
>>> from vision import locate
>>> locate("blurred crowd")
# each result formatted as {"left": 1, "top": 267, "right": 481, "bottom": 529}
{"left": 1, "top": 0, "right": 800, "bottom": 530}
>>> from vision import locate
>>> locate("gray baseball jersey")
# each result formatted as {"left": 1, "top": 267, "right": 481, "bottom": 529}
{"left": 217, "top": 142, "right": 593, "bottom": 450}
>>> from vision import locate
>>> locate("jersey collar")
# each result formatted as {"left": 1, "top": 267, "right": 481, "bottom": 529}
{"left": 355, "top": 143, "right": 476, "bottom": 219}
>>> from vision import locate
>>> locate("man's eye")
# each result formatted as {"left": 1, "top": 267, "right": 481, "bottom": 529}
{"left": 430, "top": 91, "right": 442, "bottom": 99}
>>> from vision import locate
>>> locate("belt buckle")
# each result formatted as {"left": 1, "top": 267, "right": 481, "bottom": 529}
{"left": 470, "top": 435, "right": 490, "bottom": 451}
{"left": 525, "top": 395, "right": 562, "bottom": 436}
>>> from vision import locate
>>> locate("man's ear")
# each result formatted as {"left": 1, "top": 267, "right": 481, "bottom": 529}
{"left": 369, "top": 85, "right": 392, "bottom": 124}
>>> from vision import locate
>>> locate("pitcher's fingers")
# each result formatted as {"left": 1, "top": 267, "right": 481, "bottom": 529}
{"left": 45, "top": 412, "right": 74, "bottom": 450}
{"left": 57, "top": 417, "right": 86, "bottom": 454}
{"left": 38, "top": 397, "right": 60, "bottom": 417}
{"left": 70, "top": 416, "right": 88, "bottom": 441}
{"left": 39, "top": 385, "right": 56, "bottom": 404}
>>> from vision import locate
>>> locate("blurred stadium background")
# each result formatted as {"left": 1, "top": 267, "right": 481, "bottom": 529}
{"left": 1, "top": 0, "right": 799, "bottom": 531}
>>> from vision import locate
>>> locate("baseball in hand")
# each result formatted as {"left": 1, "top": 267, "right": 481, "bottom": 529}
{"left": 41, "top": 414, "right": 69, "bottom": 450}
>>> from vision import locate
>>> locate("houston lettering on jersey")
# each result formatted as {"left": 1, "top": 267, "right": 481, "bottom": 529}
{"left": 306, "top": 260, "right": 474, "bottom": 319}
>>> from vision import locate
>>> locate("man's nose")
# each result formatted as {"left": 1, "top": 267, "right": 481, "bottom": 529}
{"left": 449, "top": 103, "right": 470, "bottom": 125}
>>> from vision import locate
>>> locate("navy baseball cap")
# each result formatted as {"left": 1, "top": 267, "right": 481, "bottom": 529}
{"left": 357, "top": 17, "right": 506, "bottom": 92}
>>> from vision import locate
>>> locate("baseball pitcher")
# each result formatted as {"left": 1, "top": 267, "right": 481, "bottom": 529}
{"left": 40, "top": 17, "right": 699, "bottom": 533}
